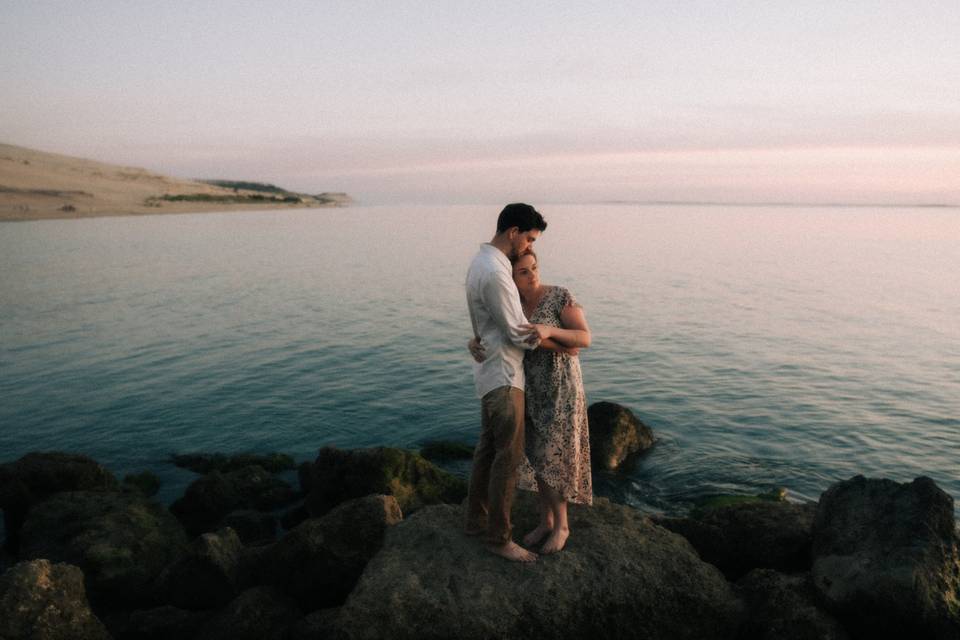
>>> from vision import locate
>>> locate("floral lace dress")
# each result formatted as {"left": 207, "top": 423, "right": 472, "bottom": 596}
{"left": 517, "top": 285, "right": 593, "bottom": 505}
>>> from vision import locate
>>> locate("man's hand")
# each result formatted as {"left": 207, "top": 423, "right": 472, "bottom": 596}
{"left": 520, "top": 323, "right": 551, "bottom": 344}
{"left": 468, "top": 336, "right": 486, "bottom": 363}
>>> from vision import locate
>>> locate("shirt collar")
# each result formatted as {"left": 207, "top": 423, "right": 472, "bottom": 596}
{"left": 481, "top": 243, "right": 511, "bottom": 270}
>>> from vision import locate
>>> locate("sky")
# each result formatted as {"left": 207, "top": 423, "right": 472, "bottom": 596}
{"left": 2, "top": 1, "right": 959, "bottom": 205}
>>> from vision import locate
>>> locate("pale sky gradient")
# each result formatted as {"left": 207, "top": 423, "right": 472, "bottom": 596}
{"left": 2, "top": 1, "right": 959, "bottom": 204}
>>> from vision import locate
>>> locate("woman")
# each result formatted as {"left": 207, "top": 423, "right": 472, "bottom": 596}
{"left": 470, "top": 250, "right": 592, "bottom": 554}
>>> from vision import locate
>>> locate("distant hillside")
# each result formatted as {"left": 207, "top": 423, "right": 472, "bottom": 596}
{"left": 0, "top": 143, "right": 351, "bottom": 221}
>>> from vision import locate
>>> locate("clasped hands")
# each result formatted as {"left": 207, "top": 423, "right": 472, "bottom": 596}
{"left": 468, "top": 323, "right": 578, "bottom": 363}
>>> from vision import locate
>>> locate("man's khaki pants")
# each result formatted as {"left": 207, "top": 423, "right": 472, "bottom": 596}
{"left": 464, "top": 386, "right": 525, "bottom": 545}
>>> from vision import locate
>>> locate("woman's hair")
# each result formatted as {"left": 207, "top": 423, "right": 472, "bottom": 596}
{"left": 510, "top": 249, "right": 537, "bottom": 266}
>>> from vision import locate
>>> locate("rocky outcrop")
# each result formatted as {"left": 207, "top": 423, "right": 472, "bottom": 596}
{"left": 587, "top": 402, "right": 655, "bottom": 471}
{"left": 156, "top": 527, "right": 248, "bottom": 610}
{"left": 329, "top": 496, "right": 743, "bottom": 640}
{"left": 736, "top": 569, "right": 849, "bottom": 640}
{"left": 256, "top": 494, "right": 402, "bottom": 611}
{"left": 811, "top": 475, "right": 960, "bottom": 639}
{"left": 170, "top": 465, "right": 298, "bottom": 537}
{"left": 655, "top": 500, "right": 816, "bottom": 580}
{"left": 0, "top": 559, "right": 111, "bottom": 640}
{"left": 300, "top": 446, "right": 466, "bottom": 517}
{"left": 193, "top": 586, "right": 301, "bottom": 640}
{"left": 19, "top": 490, "right": 188, "bottom": 608}
{"left": 0, "top": 452, "right": 118, "bottom": 551}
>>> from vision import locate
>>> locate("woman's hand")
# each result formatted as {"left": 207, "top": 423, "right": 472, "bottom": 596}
{"left": 468, "top": 336, "right": 486, "bottom": 363}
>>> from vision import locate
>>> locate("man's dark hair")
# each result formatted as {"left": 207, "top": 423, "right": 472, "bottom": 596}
{"left": 496, "top": 203, "right": 547, "bottom": 234}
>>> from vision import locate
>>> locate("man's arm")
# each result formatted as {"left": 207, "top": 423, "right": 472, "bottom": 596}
{"left": 481, "top": 271, "right": 539, "bottom": 350}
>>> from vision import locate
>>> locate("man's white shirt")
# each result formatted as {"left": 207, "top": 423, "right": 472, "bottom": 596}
{"left": 465, "top": 243, "right": 540, "bottom": 398}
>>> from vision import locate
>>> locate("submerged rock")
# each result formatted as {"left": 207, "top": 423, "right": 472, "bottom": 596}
{"left": 170, "top": 465, "right": 298, "bottom": 537}
{"left": 736, "top": 569, "right": 849, "bottom": 640}
{"left": 587, "top": 401, "right": 654, "bottom": 471}
{"left": 0, "top": 452, "right": 118, "bottom": 552}
{"left": 655, "top": 500, "right": 816, "bottom": 580}
{"left": 19, "top": 490, "right": 188, "bottom": 608}
{"left": 330, "top": 496, "right": 743, "bottom": 640}
{"left": 300, "top": 446, "right": 466, "bottom": 517}
{"left": 171, "top": 452, "right": 296, "bottom": 475}
{"left": 0, "top": 559, "right": 111, "bottom": 640}
{"left": 811, "top": 475, "right": 960, "bottom": 639}
{"left": 256, "top": 494, "right": 402, "bottom": 611}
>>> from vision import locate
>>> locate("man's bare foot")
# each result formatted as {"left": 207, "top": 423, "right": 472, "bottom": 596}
{"left": 487, "top": 540, "right": 538, "bottom": 562}
{"left": 522, "top": 524, "right": 553, "bottom": 547}
{"left": 540, "top": 527, "right": 569, "bottom": 554}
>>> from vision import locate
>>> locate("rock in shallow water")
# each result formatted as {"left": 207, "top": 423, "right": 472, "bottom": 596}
{"left": 811, "top": 475, "right": 960, "bottom": 639}
{"left": 587, "top": 401, "right": 655, "bottom": 471}
{"left": 330, "top": 496, "right": 742, "bottom": 640}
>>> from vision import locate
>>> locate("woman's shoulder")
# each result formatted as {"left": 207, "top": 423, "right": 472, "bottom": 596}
{"left": 547, "top": 285, "right": 580, "bottom": 308}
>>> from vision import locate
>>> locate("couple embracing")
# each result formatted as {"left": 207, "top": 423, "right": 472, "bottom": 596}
{"left": 464, "top": 203, "right": 593, "bottom": 563}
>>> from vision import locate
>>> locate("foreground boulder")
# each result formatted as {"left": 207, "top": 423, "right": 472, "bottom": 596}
{"left": 655, "top": 500, "right": 816, "bottom": 580}
{"left": 156, "top": 527, "right": 248, "bottom": 610}
{"left": 194, "top": 586, "right": 301, "bottom": 640}
{"left": 20, "top": 490, "right": 188, "bottom": 608}
{"left": 330, "top": 496, "right": 743, "bottom": 640}
{"left": 0, "top": 452, "right": 118, "bottom": 551}
{"left": 300, "top": 446, "right": 466, "bottom": 517}
{"left": 256, "top": 494, "right": 402, "bottom": 611}
{"left": 170, "top": 465, "right": 298, "bottom": 536}
{"left": 0, "top": 559, "right": 111, "bottom": 640}
{"left": 811, "top": 475, "right": 960, "bottom": 639}
{"left": 587, "top": 402, "right": 654, "bottom": 471}
{"left": 736, "top": 569, "right": 849, "bottom": 640}
{"left": 102, "top": 605, "right": 212, "bottom": 640}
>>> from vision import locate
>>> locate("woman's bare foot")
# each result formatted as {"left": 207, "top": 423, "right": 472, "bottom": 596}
{"left": 540, "top": 527, "right": 569, "bottom": 554}
{"left": 523, "top": 524, "right": 553, "bottom": 547}
{"left": 487, "top": 540, "right": 538, "bottom": 562}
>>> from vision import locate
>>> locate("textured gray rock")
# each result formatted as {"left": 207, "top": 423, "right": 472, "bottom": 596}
{"left": 0, "top": 452, "right": 118, "bottom": 551}
{"left": 257, "top": 494, "right": 402, "bottom": 611}
{"left": 170, "top": 465, "right": 298, "bottom": 537}
{"left": 193, "top": 586, "right": 301, "bottom": 640}
{"left": 331, "top": 496, "right": 743, "bottom": 640}
{"left": 736, "top": 569, "right": 849, "bottom": 640}
{"left": 19, "top": 490, "right": 188, "bottom": 608}
{"left": 655, "top": 501, "right": 816, "bottom": 580}
{"left": 587, "top": 401, "right": 655, "bottom": 471}
{"left": 300, "top": 446, "right": 466, "bottom": 517}
{"left": 0, "top": 559, "right": 111, "bottom": 640}
{"left": 156, "top": 527, "right": 248, "bottom": 610}
{"left": 811, "top": 475, "right": 960, "bottom": 639}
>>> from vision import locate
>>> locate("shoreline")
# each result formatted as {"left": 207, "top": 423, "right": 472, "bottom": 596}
{"left": 0, "top": 200, "right": 349, "bottom": 223}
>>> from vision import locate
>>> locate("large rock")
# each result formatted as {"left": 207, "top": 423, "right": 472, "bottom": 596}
{"left": 19, "top": 490, "right": 188, "bottom": 608}
{"left": 257, "top": 494, "right": 402, "bottom": 611}
{"left": 170, "top": 465, "right": 298, "bottom": 537}
{"left": 736, "top": 569, "right": 849, "bottom": 640}
{"left": 330, "top": 496, "right": 743, "bottom": 640}
{"left": 0, "top": 559, "right": 111, "bottom": 640}
{"left": 102, "top": 605, "right": 212, "bottom": 640}
{"left": 587, "top": 402, "right": 655, "bottom": 471}
{"left": 156, "top": 527, "right": 248, "bottom": 610}
{"left": 0, "top": 452, "right": 118, "bottom": 551}
{"left": 194, "top": 586, "right": 301, "bottom": 640}
{"left": 655, "top": 500, "right": 816, "bottom": 580}
{"left": 300, "top": 446, "right": 466, "bottom": 517}
{"left": 811, "top": 475, "right": 960, "bottom": 639}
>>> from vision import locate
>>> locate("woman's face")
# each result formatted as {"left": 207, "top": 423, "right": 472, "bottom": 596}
{"left": 512, "top": 253, "right": 540, "bottom": 292}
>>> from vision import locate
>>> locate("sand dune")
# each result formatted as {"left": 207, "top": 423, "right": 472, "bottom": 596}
{"left": 0, "top": 143, "right": 350, "bottom": 221}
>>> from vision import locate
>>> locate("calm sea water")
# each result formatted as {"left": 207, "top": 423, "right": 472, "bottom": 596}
{"left": 1, "top": 204, "right": 958, "bottom": 514}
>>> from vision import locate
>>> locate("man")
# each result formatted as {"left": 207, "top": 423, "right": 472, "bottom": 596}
{"left": 464, "top": 202, "right": 547, "bottom": 562}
